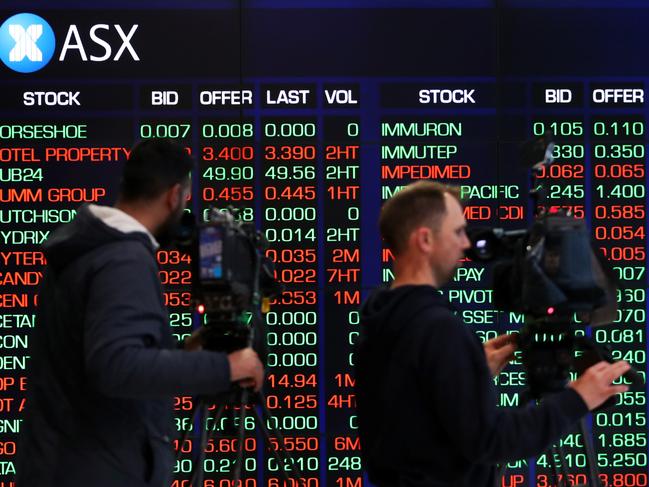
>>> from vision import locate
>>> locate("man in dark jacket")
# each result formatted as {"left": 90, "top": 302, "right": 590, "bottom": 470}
{"left": 355, "top": 181, "right": 630, "bottom": 487}
{"left": 17, "top": 139, "right": 264, "bottom": 487}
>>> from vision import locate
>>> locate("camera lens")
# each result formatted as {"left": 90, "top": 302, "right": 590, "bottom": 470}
{"left": 465, "top": 228, "right": 497, "bottom": 262}
{"left": 474, "top": 238, "right": 492, "bottom": 259}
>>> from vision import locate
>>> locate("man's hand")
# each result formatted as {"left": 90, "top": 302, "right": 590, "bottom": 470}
{"left": 483, "top": 333, "right": 517, "bottom": 377}
{"left": 568, "top": 360, "right": 630, "bottom": 410}
{"left": 228, "top": 347, "right": 264, "bottom": 392}
{"left": 182, "top": 328, "right": 205, "bottom": 351}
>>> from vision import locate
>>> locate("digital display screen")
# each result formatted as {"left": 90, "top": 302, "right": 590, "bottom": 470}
{"left": 0, "top": 1, "right": 647, "bottom": 486}
{"left": 200, "top": 226, "right": 224, "bottom": 281}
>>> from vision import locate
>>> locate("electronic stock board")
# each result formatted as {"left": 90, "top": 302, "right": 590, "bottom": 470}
{"left": 0, "top": 2, "right": 647, "bottom": 486}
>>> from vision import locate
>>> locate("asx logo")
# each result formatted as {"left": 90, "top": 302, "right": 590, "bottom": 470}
{"left": 0, "top": 12, "right": 140, "bottom": 73}
{"left": 0, "top": 13, "right": 55, "bottom": 73}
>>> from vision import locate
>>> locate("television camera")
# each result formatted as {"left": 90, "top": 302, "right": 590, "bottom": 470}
{"left": 467, "top": 134, "right": 643, "bottom": 487}
{"left": 174, "top": 207, "right": 302, "bottom": 486}
{"left": 465, "top": 133, "right": 641, "bottom": 397}
{"left": 176, "top": 207, "right": 281, "bottom": 356}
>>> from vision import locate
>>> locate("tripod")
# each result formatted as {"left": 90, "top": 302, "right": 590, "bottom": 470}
{"left": 178, "top": 387, "right": 304, "bottom": 487}
{"left": 177, "top": 308, "right": 303, "bottom": 485}
{"left": 525, "top": 332, "right": 602, "bottom": 487}
{"left": 537, "top": 417, "right": 601, "bottom": 487}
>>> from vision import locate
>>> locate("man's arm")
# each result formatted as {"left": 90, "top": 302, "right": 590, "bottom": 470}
{"left": 422, "top": 316, "right": 628, "bottom": 464}
{"left": 83, "top": 250, "right": 263, "bottom": 397}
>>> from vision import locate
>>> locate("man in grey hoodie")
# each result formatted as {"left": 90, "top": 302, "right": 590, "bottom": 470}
{"left": 17, "top": 139, "right": 263, "bottom": 486}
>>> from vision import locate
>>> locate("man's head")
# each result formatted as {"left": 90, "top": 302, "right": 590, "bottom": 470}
{"left": 117, "top": 138, "right": 193, "bottom": 246}
{"left": 379, "top": 181, "right": 470, "bottom": 287}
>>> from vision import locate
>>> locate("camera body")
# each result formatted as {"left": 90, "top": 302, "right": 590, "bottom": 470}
{"left": 467, "top": 210, "right": 621, "bottom": 397}
{"left": 464, "top": 135, "right": 625, "bottom": 397}
{"left": 469, "top": 212, "right": 615, "bottom": 320}
{"left": 177, "top": 208, "right": 280, "bottom": 354}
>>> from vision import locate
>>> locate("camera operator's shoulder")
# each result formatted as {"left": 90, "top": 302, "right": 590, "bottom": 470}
{"left": 420, "top": 298, "right": 461, "bottom": 324}
{"left": 408, "top": 301, "right": 464, "bottom": 340}
{"left": 405, "top": 305, "right": 478, "bottom": 370}
{"left": 89, "top": 238, "right": 157, "bottom": 273}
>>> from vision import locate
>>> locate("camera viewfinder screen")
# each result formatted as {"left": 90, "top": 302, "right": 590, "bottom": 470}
{"left": 199, "top": 226, "right": 224, "bottom": 281}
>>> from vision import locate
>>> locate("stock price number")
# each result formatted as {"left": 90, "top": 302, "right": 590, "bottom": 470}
{"left": 268, "top": 479, "right": 318, "bottom": 487}
{"left": 202, "top": 481, "right": 257, "bottom": 487}
{"left": 610, "top": 266, "right": 645, "bottom": 281}
{"left": 533, "top": 121, "right": 583, "bottom": 137}
{"left": 595, "top": 411, "right": 646, "bottom": 428}
{"left": 265, "top": 207, "right": 316, "bottom": 222}
{"left": 264, "top": 165, "right": 316, "bottom": 180}
{"left": 594, "top": 328, "right": 645, "bottom": 345}
{"left": 266, "top": 437, "right": 318, "bottom": 452}
{"left": 328, "top": 457, "right": 362, "bottom": 472}
{"left": 612, "top": 308, "right": 646, "bottom": 325}
{"left": 552, "top": 144, "right": 584, "bottom": 159}
{"left": 264, "top": 145, "right": 316, "bottom": 161}
{"left": 140, "top": 123, "right": 191, "bottom": 139}
{"left": 616, "top": 288, "right": 646, "bottom": 305}
{"left": 537, "top": 474, "right": 589, "bottom": 487}
{"left": 593, "top": 144, "right": 645, "bottom": 159}
{"left": 596, "top": 452, "right": 648, "bottom": 469}
{"left": 202, "top": 166, "right": 254, "bottom": 181}
{"left": 552, "top": 144, "right": 585, "bottom": 160}
{"left": 266, "top": 331, "right": 317, "bottom": 347}
{"left": 267, "top": 456, "right": 319, "bottom": 472}
{"left": 597, "top": 432, "right": 647, "bottom": 448}
{"left": 547, "top": 184, "right": 584, "bottom": 199}
{"left": 540, "top": 205, "right": 585, "bottom": 218}
{"left": 595, "top": 184, "right": 645, "bottom": 199}
{"left": 164, "top": 292, "right": 190, "bottom": 307}
{"left": 266, "top": 248, "right": 316, "bottom": 264}
{"left": 201, "top": 207, "right": 254, "bottom": 223}
{"left": 157, "top": 249, "right": 191, "bottom": 265}
{"left": 593, "top": 225, "right": 645, "bottom": 241}
{"left": 594, "top": 205, "right": 645, "bottom": 220}
{"left": 266, "top": 352, "right": 317, "bottom": 367}
{"left": 202, "top": 145, "right": 254, "bottom": 161}
{"left": 202, "top": 186, "right": 254, "bottom": 201}
{"left": 169, "top": 312, "right": 192, "bottom": 327}
{"left": 264, "top": 227, "right": 316, "bottom": 243}
{"left": 159, "top": 269, "right": 191, "bottom": 285}
{"left": 201, "top": 122, "right": 253, "bottom": 138}
{"left": 592, "top": 119, "right": 644, "bottom": 137}
{"left": 174, "top": 457, "right": 256, "bottom": 474}
{"left": 263, "top": 122, "right": 316, "bottom": 138}
{"left": 593, "top": 163, "right": 644, "bottom": 179}
{"left": 269, "top": 290, "right": 317, "bottom": 306}
{"left": 597, "top": 473, "right": 648, "bottom": 487}
{"left": 536, "top": 163, "right": 584, "bottom": 179}
{"left": 267, "top": 373, "right": 317, "bottom": 388}
{"left": 264, "top": 185, "right": 316, "bottom": 201}
{"left": 204, "top": 437, "right": 257, "bottom": 453}
{"left": 610, "top": 348, "right": 646, "bottom": 366}
{"left": 599, "top": 246, "right": 645, "bottom": 261}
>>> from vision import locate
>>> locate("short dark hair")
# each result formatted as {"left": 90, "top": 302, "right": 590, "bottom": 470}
{"left": 379, "top": 181, "right": 462, "bottom": 255}
{"left": 119, "top": 139, "right": 193, "bottom": 202}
